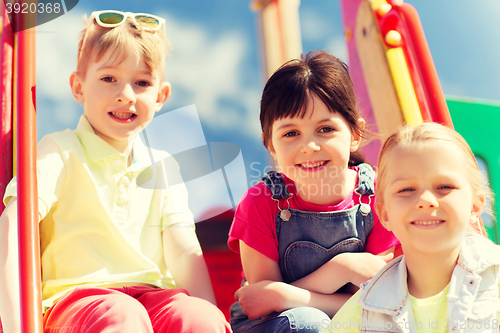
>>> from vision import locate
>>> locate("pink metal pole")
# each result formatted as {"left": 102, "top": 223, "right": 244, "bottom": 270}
{"left": 0, "top": 5, "right": 14, "bottom": 215}
{"left": 15, "top": 1, "right": 43, "bottom": 332}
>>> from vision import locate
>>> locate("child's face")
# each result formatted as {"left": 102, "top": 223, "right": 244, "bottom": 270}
{"left": 70, "top": 50, "right": 170, "bottom": 151}
{"left": 269, "top": 95, "right": 362, "bottom": 195}
{"left": 379, "top": 142, "right": 481, "bottom": 256}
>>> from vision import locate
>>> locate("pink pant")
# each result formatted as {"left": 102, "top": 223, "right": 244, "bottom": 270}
{"left": 42, "top": 286, "right": 232, "bottom": 333}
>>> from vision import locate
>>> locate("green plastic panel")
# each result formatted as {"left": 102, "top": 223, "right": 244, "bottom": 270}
{"left": 447, "top": 97, "right": 500, "bottom": 243}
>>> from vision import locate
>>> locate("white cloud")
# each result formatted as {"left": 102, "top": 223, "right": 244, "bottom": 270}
{"left": 37, "top": 12, "right": 84, "bottom": 133}
{"left": 160, "top": 13, "right": 262, "bottom": 135}
{"left": 37, "top": 14, "right": 80, "bottom": 100}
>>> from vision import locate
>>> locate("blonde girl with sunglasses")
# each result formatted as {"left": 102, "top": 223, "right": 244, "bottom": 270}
{"left": 0, "top": 10, "right": 231, "bottom": 333}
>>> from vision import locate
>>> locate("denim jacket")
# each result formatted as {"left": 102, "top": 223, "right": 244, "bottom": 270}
{"left": 357, "top": 234, "right": 500, "bottom": 333}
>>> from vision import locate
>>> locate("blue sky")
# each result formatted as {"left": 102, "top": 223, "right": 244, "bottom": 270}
{"left": 35, "top": 0, "right": 500, "bottom": 220}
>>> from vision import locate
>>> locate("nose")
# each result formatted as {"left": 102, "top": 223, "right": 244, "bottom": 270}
{"left": 116, "top": 83, "right": 136, "bottom": 104}
{"left": 300, "top": 136, "right": 321, "bottom": 154}
{"left": 416, "top": 190, "right": 438, "bottom": 209}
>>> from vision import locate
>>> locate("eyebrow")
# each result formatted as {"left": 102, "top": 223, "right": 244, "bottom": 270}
{"left": 96, "top": 66, "right": 154, "bottom": 77}
{"left": 390, "top": 174, "right": 460, "bottom": 184}
{"left": 275, "top": 118, "right": 335, "bottom": 132}
{"left": 389, "top": 177, "right": 415, "bottom": 184}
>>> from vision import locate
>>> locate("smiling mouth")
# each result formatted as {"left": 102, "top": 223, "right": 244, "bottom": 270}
{"left": 298, "top": 160, "right": 328, "bottom": 169}
{"left": 109, "top": 112, "right": 136, "bottom": 119}
{"left": 411, "top": 220, "right": 444, "bottom": 225}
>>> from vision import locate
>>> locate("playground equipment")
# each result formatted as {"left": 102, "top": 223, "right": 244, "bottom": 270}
{"left": 251, "top": 0, "right": 302, "bottom": 79}
{"left": 0, "top": 2, "right": 42, "bottom": 333}
{"left": 339, "top": 0, "right": 498, "bottom": 241}
{"left": 340, "top": 0, "right": 453, "bottom": 162}
{"left": 447, "top": 97, "right": 500, "bottom": 242}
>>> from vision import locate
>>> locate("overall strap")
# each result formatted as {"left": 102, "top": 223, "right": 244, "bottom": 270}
{"left": 355, "top": 163, "right": 375, "bottom": 196}
{"left": 259, "top": 171, "right": 291, "bottom": 199}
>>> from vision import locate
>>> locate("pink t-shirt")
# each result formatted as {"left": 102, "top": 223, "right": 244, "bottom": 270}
{"left": 228, "top": 169, "right": 400, "bottom": 262}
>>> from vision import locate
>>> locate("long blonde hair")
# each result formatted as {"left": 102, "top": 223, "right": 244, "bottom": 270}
{"left": 376, "top": 123, "right": 492, "bottom": 237}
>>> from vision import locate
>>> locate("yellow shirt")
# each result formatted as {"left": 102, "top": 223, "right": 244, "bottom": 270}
{"left": 324, "top": 284, "right": 500, "bottom": 333}
{"left": 4, "top": 116, "right": 194, "bottom": 308}
{"left": 409, "top": 285, "right": 449, "bottom": 332}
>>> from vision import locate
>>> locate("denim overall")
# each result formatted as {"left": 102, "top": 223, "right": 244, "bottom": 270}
{"left": 230, "top": 164, "right": 376, "bottom": 333}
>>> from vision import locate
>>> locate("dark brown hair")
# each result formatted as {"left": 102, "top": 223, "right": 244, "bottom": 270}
{"left": 260, "top": 50, "right": 365, "bottom": 166}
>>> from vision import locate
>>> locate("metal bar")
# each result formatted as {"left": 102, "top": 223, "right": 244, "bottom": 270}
{"left": 15, "top": 0, "right": 43, "bottom": 332}
{"left": 394, "top": 3, "right": 453, "bottom": 128}
{"left": 0, "top": 5, "right": 14, "bottom": 215}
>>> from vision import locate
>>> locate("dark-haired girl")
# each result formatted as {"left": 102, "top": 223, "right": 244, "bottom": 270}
{"left": 228, "top": 51, "right": 400, "bottom": 333}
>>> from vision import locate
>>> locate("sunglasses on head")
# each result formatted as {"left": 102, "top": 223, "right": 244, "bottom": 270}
{"left": 91, "top": 10, "right": 165, "bottom": 31}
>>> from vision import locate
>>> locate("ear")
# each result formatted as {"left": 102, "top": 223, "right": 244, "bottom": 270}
{"left": 350, "top": 118, "right": 365, "bottom": 152}
{"left": 471, "top": 192, "right": 485, "bottom": 223}
{"left": 378, "top": 203, "right": 392, "bottom": 231}
{"left": 155, "top": 82, "right": 171, "bottom": 112}
{"left": 263, "top": 132, "right": 277, "bottom": 161}
{"left": 69, "top": 71, "right": 85, "bottom": 103}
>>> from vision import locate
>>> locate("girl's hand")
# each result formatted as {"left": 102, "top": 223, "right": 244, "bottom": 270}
{"left": 234, "top": 280, "right": 286, "bottom": 320}
{"left": 343, "top": 252, "right": 393, "bottom": 286}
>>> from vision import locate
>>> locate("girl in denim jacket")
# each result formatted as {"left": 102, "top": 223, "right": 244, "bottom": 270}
{"left": 328, "top": 123, "right": 500, "bottom": 333}
{"left": 227, "top": 51, "right": 401, "bottom": 333}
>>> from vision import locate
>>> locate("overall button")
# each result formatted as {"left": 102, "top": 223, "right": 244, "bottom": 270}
{"left": 360, "top": 203, "right": 371, "bottom": 216}
{"left": 115, "top": 159, "right": 123, "bottom": 167}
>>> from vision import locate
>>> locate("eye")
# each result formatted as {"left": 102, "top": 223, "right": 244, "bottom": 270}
{"left": 136, "top": 80, "right": 151, "bottom": 87}
{"left": 101, "top": 76, "right": 116, "bottom": 83}
{"left": 319, "top": 126, "right": 335, "bottom": 133}
{"left": 438, "top": 185, "right": 455, "bottom": 190}
{"left": 398, "top": 188, "right": 415, "bottom": 193}
{"left": 283, "top": 131, "right": 298, "bottom": 138}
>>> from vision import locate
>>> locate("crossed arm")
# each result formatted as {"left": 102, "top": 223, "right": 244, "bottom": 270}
{"left": 234, "top": 240, "right": 394, "bottom": 319}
